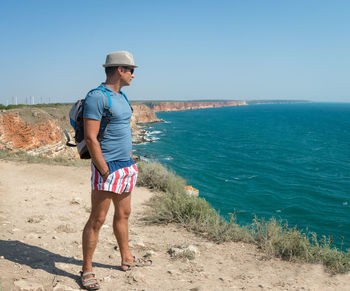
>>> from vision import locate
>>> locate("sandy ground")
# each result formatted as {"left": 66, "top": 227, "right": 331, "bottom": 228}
{"left": 0, "top": 160, "right": 349, "bottom": 291}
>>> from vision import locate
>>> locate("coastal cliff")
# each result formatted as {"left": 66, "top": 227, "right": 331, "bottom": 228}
{"left": 0, "top": 104, "right": 159, "bottom": 158}
{"left": 130, "top": 104, "right": 161, "bottom": 143}
{"left": 147, "top": 100, "right": 247, "bottom": 112}
{"left": 0, "top": 100, "right": 245, "bottom": 158}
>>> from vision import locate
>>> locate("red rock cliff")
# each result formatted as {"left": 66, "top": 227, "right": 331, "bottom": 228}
{"left": 0, "top": 112, "right": 62, "bottom": 151}
{"left": 131, "top": 104, "right": 161, "bottom": 124}
{"left": 0, "top": 101, "right": 245, "bottom": 158}
{"left": 151, "top": 101, "right": 246, "bottom": 112}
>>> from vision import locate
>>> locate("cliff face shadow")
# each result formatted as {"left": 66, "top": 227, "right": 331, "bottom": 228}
{"left": 0, "top": 240, "right": 115, "bottom": 280}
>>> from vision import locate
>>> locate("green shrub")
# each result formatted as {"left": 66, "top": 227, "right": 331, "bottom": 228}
{"left": 252, "top": 217, "right": 314, "bottom": 261}
{"left": 251, "top": 217, "right": 350, "bottom": 273}
{"left": 137, "top": 161, "right": 187, "bottom": 194}
{"left": 139, "top": 161, "right": 252, "bottom": 243}
{"left": 146, "top": 191, "right": 252, "bottom": 243}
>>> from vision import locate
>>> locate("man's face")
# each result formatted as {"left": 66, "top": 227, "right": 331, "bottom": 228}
{"left": 120, "top": 66, "right": 135, "bottom": 87}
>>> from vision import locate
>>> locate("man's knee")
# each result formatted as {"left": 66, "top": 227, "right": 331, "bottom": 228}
{"left": 89, "top": 215, "right": 107, "bottom": 230}
{"left": 114, "top": 206, "right": 131, "bottom": 220}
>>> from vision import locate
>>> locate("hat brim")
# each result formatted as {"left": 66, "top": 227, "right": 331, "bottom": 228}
{"left": 102, "top": 64, "right": 138, "bottom": 68}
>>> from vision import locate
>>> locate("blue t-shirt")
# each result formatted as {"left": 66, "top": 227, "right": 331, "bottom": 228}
{"left": 83, "top": 83, "right": 132, "bottom": 162}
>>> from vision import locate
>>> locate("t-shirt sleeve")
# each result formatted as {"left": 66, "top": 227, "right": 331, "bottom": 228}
{"left": 83, "top": 90, "right": 105, "bottom": 121}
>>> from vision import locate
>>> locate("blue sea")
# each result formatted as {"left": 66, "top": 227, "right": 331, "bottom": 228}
{"left": 134, "top": 103, "right": 350, "bottom": 249}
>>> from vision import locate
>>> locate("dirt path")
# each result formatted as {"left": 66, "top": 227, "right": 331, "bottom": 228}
{"left": 0, "top": 160, "right": 349, "bottom": 290}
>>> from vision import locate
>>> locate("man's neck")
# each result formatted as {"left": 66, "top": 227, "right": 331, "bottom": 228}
{"left": 105, "top": 74, "right": 123, "bottom": 94}
{"left": 104, "top": 81, "right": 121, "bottom": 94}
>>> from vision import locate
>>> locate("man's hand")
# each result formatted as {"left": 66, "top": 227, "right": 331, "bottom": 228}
{"left": 101, "top": 168, "right": 110, "bottom": 180}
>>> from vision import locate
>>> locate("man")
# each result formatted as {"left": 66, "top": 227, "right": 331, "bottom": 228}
{"left": 80, "top": 51, "right": 151, "bottom": 290}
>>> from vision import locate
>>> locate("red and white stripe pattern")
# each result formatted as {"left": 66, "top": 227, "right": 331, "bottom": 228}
{"left": 91, "top": 163, "right": 138, "bottom": 194}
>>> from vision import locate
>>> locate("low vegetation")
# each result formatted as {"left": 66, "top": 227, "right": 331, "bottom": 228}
{"left": 137, "top": 161, "right": 350, "bottom": 274}
{"left": 0, "top": 103, "right": 68, "bottom": 110}
{"left": 0, "top": 149, "right": 89, "bottom": 167}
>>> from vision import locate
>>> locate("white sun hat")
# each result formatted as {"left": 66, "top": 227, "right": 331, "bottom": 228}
{"left": 103, "top": 51, "right": 138, "bottom": 68}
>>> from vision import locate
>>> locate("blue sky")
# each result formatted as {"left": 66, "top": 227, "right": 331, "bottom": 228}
{"left": 0, "top": 0, "right": 349, "bottom": 104}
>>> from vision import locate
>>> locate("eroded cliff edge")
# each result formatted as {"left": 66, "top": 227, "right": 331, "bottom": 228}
{"left": 145, "top": 100, "right": 247, "bottom": 112}
{"left": 0, "top": 100, "right": 245, "bottom": 158}
{"left": 0, "top": 103, "right": 160, "bottom": 159}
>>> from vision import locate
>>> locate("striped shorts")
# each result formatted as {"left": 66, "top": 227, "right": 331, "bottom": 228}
{"left": 91, "top": 162, "right": 138, "bottom": 194}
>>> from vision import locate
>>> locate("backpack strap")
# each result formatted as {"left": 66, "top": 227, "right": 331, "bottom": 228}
{"left": 120, "top": 90, "right": 133, "bottom": 112}
{"left": 89, "top": 86, "right": 113, "bottom": 140}
{"left": 95, "top": 86, "right": 112, "bottom": 116}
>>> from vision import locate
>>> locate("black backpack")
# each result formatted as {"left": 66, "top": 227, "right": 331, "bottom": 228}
{"left": 68, "top": 86, "right": 112, "bottom": 159}
{"left": 67, "top": 86, "right": 133, "bottom": 159}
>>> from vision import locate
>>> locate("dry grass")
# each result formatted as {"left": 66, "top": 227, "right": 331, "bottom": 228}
{"left": 0, "top": 149, "right": 89, "bottom": 167}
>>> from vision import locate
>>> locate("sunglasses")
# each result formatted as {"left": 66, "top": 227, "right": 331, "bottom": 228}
{"left": 123, "top": 66, "right": 134, "bottom": 74}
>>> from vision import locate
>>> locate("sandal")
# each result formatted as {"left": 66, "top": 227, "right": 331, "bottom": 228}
{"left": 121, "top": 256, "right": 152, "bottom": 271}
{"left": 80, "top": 271, "right": 100, "bottom": 290}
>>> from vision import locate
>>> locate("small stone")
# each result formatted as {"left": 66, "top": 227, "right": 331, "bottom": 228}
{"left": 144, "top": 250, "right": 156, "bottom": 258}
{"left": 32, "top": 112, "right": 41, "bottom": 118}
{"left": 258, "top": 284, "right": 263, "bottom": 288}
{"left": 168, "top": 244, "right": 198, "bottom": 260}
{"left": 102, "top": 224, "right": 110, "bottom": 229}
{"left": 167, "top": 270, "right": 180, "bottom": 275}
{"left": 55, "top": 224, "right": 75, "bottom": 233}
{"left": 52, "top": 236, "right": 57, "bottom": 239}
{"left": 219, "top": 277, "right": 224, "bottom": 281}
{"left": 27, "top": 216, "right": 44, "bottom": 224}
{"left": 187, "top": 245, "right": 200, "bottom": 255}
{"left": 114, "top": 245, "right": 119, "bottom": 251}
{"left": 102, "top": 276, "right": 111, "bottom": 283}
{"left": 126, "top": 270, "right": 145, "bottom": 284}
{"left": 70, "top": 197, "right": 83, "bottom": 205}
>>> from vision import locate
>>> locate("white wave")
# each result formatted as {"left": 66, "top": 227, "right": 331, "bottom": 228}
{"left": 149, "top": 130, "right": 162, "bottom": 135}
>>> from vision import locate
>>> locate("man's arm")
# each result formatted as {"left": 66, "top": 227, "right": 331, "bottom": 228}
{"left": 84, "top": 118, "right": 109, "bottom": 179}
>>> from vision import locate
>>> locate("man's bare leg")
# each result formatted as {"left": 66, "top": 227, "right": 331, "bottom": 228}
{"left": 82, "top": 190, "right": 113, "bottom": 277}
{"left": 112, "top": 192, "right": 133, "bottom": 269}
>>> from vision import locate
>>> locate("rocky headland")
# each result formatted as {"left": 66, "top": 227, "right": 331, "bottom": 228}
{"left": 0, "top": 101, "right": 245, "bottom": 158}
{"left": 144, "top": 100, "right": 247, "bottom": 112}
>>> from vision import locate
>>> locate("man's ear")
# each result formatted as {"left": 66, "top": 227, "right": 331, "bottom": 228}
{"left": 117, "top": 66, "right": 123, "bottom": 74}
